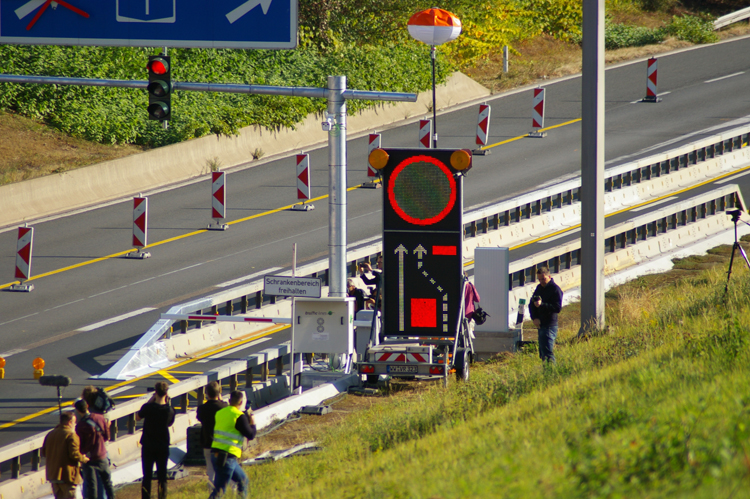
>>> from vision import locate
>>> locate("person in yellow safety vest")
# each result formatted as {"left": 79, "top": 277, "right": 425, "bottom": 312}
{"left": 208, "top": 390, "right": 256, "bottom": 499}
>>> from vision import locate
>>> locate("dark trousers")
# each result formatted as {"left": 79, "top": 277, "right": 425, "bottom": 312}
{"left": 141, "top": 446, "right": 169, "bottom": 499}
{"left": 83, "top": 459, "right": 115, "bottom": 499}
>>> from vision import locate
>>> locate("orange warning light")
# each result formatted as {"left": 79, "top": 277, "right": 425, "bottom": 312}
{"left": 0, "top": 357, "right": 5, "bottom": 368}
{"left": 32, "top": 357, "right": 45, "bottom": 370}
{"left": 368, "top": 148, "right": 389, "bottom": 170}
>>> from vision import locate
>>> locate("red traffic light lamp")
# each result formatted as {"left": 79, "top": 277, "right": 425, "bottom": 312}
{"left": 146, "top": 55, "right": 171, "bottom": 121}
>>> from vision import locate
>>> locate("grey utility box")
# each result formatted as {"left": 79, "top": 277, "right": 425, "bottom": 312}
{"left": 293, "top": 297, "right": 354, "bottom": 355}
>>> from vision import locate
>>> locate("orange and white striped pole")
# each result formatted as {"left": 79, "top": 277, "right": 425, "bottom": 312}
{"left": 208, "top": 171, "right": 229, "bottom": 230}
{"left": 472, "top": 103, "right": 491, "bottom": 155}
{"left": 529, "top": 87, "right": 547, "bottom": 138}
{"left": 9, "top": 225, "right": 34, "bottom": 292}
{"left": 363, "top": 133, "right": 382, "bottom": 188}
{"left": 292, "top": 153, "right": 315, "bottom": 211}
{"left": 418, "top": 119, "right": 432, "bottom": 148}
{"left": 642, "top": 57, "right": 660, "bottom": 103}
{"left": 126, "top": 196, "right": 151, "bottom": 259}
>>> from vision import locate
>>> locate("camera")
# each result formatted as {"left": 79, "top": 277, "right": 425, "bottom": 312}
{"left": 532, "top": 295, "right": 541, "bottom": 303}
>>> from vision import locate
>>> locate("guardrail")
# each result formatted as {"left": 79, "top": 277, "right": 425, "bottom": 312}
{"left": 3, "top": 120, "right": 750, "bottom": 497}
{"left": 714, "top": 7, "right": 750, "bottom": 30}
{"left": 0, "top": 342, "right": 291, "bottom": 496}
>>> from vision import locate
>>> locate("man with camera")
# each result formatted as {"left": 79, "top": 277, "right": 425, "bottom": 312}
{"left": 529, "top": 266, "right": 563, "bottom": 363}
{"left": 136, "top": 382, "right": 175, "bottom": 499}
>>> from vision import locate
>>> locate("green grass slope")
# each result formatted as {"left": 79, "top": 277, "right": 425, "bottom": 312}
{"left": 171, "top": 254, "right": 750, "bottom": 498}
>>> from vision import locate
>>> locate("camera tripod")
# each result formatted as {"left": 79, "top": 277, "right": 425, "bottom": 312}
{"left": 723, "top": 210, "right": 750, "bottom": 300}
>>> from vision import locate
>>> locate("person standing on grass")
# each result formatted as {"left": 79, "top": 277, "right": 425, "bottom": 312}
{"left": 209, "top": 390, "right": 256, "bottom": 499}
{"left": 42, "top": 411, "right": 89, "bottom": 499}
{"left": 196, "top": 381, "right": 227, "bottom": 489}
{"left": 136, "top": 382, "right": 175, "bottom": 499}
{"left": 529, "top": 266, "right": 563, "bottom": 363}
{"left": 74, "top": 399, "right": 115, "bottom": 499}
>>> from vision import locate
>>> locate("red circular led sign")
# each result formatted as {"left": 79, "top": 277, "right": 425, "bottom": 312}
{"left": 387, "top": 155, "right": 456, "bottom": 226}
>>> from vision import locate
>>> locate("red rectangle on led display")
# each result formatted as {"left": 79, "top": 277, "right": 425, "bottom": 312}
{"left": 432, "top": 245, "right": 457, "bottom": 255}
{"left": 411, "top": 298, "right": 436, "bottom": 327}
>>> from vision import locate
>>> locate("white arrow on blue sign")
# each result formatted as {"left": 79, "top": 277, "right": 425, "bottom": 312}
{"left": 0, "top": 0, "right": 297, "bottom": 49}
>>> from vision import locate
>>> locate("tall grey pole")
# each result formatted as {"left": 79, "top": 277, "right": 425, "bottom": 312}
{"left": 328, "top": 76, "right": 347, "bottom": 297}
{"left": 579, "top": 0, "right": 606, "bottom": 334}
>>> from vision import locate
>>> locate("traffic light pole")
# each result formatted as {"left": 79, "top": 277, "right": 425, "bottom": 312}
{"left": 0, "top": 73, "right": 417, "bottom": 298}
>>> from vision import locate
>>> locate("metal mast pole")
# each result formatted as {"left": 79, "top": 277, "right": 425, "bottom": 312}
{"left": 328, "top": 75, "right": 347, "bottom": 297}
{"left": 579, "top": 0, "right": 606, "bottom": 334}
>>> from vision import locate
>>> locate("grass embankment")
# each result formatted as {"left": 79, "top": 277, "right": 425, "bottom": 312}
{"left": 135, "top": 240, "right": 750, "bottom": 499}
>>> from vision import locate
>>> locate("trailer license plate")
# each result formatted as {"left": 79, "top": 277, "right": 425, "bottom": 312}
{"left": 388, "top": 365, "right": 418, "bottom": 374}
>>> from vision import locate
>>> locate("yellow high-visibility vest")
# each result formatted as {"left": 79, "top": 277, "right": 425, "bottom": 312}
{"left": 211, "top": 406, "right": 243, "bottom": 458}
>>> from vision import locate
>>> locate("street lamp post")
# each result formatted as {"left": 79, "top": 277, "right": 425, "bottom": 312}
{"left": 408, "top": 7, "right": 462, "bottom": 148}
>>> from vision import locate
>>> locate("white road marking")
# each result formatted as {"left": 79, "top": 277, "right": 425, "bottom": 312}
{"left": 216, "top": 267, "right": 282, "bottom": 288}
{"left": 0, "top": 348, "right": 28, "bottom": 358}
{"left": 196, "top": 337, "right": 272, "bottom": 363}
{"left": 716, "top": 170, "right": 750, "bottom": 184}
{"left": 88, "top": 285, "right": 128, "bottom": 298}
{"left": 77, "top": 308, "right": 156, "bottom": 332}
{"left": 107, "top": 386, "right": 135, "bottom": 396}
{"left": 630, "top": 196, "right": 678, "bottom": 212}
{"left": 0, "top": 312, "right": 38, "bottom": 327}
{"left": 705, "top": 72, "right": 745, "bottom": 84}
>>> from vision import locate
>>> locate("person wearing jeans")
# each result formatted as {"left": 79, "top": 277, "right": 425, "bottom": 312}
{"left": 529, "top": 266, "right": 563, "bottom": 363}
{"left": 209, "top": 391, "right": 256, "bottom": 499}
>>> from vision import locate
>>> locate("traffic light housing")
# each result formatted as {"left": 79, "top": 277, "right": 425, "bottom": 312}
{"left": 146, "top": 55, "right": 171, "bottom": 121}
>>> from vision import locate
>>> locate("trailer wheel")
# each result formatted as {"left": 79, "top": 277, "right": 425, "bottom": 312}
{"left": 455, "top": 348, "right": 470, "bottom": 382}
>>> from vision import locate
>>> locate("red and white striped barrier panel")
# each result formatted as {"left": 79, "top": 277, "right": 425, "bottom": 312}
{"left": 10, "top": 226, "right": 34, "bottom": 291}
{"left": 418, "top": 119, "right": 432, "bottom": 148}
{"left": 529, "top": 88, "right": 547, "bottom": 138}
{"left": 375, "top": 352, "right": 428, "bottom": 363}
{"left": 127, "top": 196, "right": 151, "bottom": 259}
{"left": 293, "top": 154, "right": 314, "bottom": 211}
{"left": 643, "top": 57, "right": 660, "bottom": 103}
{"left": 475, "top": 103, "right": 491, "bottom": 146}
{"left": 161, "top": 314, "right": 292, "bottom": 324}
{"left": 208, "top": 172, "right": 228, "bottom": 230}
{"left": 367, "top": 133, "right": 381, "bottom": 178}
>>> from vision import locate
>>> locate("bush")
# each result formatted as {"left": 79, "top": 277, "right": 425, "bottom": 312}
{"left": 605, "top": 23, "right": 667, "bottom": 49}
{"left": 667, "top": 15, "right": 719, "bottom": 44}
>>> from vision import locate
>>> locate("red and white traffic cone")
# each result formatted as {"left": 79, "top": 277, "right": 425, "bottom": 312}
{"left": 528, "top": 87, "right": 547, "bottom": 138}
{"left": 208, "top": 171, "right": 229, "bottom": 230}
{"left": 126, "top": 195, "right": 151, "bottom": 259}
{"left": 292, "top": 153, "right": 314, "bottom": 211}
{"left": 642, "top": 57, "right": 660, "bottom": 103}
{"left": 418, "top": 119, "right": 432, "bottom": 148}
{"left": 472, "top": 103, "right": 491, "bottom": 155}
{"left": 363, "top": 133, "right": 382, "bottom": 189}
{"left": 9, "top": 225, "right": 34, "bottom": 292}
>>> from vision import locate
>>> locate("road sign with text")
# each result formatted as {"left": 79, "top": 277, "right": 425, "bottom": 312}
{"left": 0, "top": 0, "right": 297, "bottom": 49}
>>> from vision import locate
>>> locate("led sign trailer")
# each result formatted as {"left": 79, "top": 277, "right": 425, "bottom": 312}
{"left": 370, "top": 148, "right": 471, "bottom": 338}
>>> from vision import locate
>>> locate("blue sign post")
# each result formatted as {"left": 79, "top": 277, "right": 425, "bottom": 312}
{"left": 0, "top": 0, "right": 297, "bottom": 48}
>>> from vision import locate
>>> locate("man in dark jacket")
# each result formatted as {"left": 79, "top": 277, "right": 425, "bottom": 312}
{"left": 529, "top": 266, "right": 563, "bottom": 363}
{"left": 196, "top": 381, "right": 227, "bottom": 488}
{"left": 136, "top": 382, "right": 175, "bottom": 499}
{"left": 74, "top": 399, "right": 115, "bottom": 499}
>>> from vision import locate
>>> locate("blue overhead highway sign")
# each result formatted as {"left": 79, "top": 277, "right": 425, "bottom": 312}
{"left": 0, "top": 0, "right": 297, "bottom": 49}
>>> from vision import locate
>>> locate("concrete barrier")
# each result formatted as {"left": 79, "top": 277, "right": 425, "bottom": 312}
{"left": 0, "top": 73, "right": 490, "bottom": 229}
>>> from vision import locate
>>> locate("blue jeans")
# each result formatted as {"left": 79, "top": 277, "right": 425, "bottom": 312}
{"left": 538, "top": 325, "right": 558, "bottom": 363}
{"left": 209, "top": 452, "right": 247, "bottom": 499}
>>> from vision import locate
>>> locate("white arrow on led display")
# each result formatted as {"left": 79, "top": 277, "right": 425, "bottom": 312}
{"left": 226, "top": 0, "right": 273, "bottom": 24}
{"left": 414, "top": 244, "right": 427, "bottom": 268}
{"left": 395, "top": 244, "right": 408, "bottom": 331}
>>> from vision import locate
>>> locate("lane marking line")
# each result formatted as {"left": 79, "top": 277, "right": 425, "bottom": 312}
{"left": 0, "top": 348, "right": 27, "bottom": 358}
{"left": 196, "top": 337, "right": 272, "bottom": 363}
{"left": 76, "top": 308, "right": 156, "bottom": 332}
{"left": 216, "top": 267, "right": 282, "bottom": 288}
{"left": 480, "top": 118, "right": 582, "bottom": 151}
{"left": 0, "top": 325, "right": 288, "bottom": 431}
{"left": 705, "top": 72, "right": 745, "bottom": 83}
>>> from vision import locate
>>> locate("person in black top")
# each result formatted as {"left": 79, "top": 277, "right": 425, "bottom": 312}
{"left": 136, "top": 382, "right": 175, "bottom": 499}
{"left": 529, "top": 266, "right": 563, "bottom": 363}
{"left": 196, "top": 381, "right": 227, "bottom": 488}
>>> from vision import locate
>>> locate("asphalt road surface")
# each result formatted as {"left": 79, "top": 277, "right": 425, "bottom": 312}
{"left": 2, "top": 35, "right": 750, "bottom": 446}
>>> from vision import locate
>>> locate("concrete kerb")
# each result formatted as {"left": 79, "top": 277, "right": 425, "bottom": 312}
{"left": 0, "top": 73, "right": 490, "bottom": 229}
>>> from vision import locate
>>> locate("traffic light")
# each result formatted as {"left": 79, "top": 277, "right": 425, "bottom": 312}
{"left": 369, "top": 148, "right": 472, "bottom": 337}
{"left": 146, "top": 55, "right": 171, "bottom": 121}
